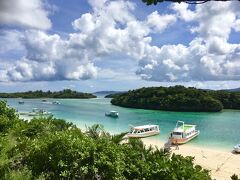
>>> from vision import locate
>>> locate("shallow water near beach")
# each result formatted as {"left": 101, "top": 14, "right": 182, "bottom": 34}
{"left": 3, "top": 97, "right": 240, "bottom": 151}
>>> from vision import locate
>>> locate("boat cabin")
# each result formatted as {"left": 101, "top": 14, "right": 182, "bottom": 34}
{"left": 105, "top": 111, "right": 119, "bottom": 117}
{"left": 169, "top": 121, "right": 199, "bottom": 144}
{"left": 127, "top": 125, "right": 160, "bottom": 138}
{"left": 131, "top": 125, "right": 159, "bottom": 133}
{"left": 170, "top": 121, "right": 196, "bottom": 139}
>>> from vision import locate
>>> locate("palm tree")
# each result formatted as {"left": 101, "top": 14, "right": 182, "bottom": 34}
{"left": 111, "top": 132, "right": 128, "bottom": 144}
{"left": 85, "top": 124, "right": 110, "bottom": 139}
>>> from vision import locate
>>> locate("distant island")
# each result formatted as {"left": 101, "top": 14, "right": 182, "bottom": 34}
{"left": 0, "top": 89, "right": 96, "bottom": 99}
{"left": 223, "top": 87, "right": 240, "bottom": 92}
{"left": 94, "top": 91, "right": 126, "bottom": 96}
{"left": 105, "top": 92, "right": 126, "bottom": 98}
{"left": 110, "top": 86, "right": 240, "bottom": 112}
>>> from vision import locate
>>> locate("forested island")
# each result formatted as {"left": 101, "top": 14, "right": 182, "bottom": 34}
{"left": 0, "top": 89, "right": 96, "bottom": 99}
{"left": 0, "top": 100, "right": 212, "bottom": 179}
{"left": 110, "top": 86, "right": 240, "bottom": 112}
{"left": 105, "top": 92, "right": 126, "bottom": 98}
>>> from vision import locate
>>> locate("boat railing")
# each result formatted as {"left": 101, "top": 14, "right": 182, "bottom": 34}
{"left": 176, "top": 120, "right": 184, "bottom": 129}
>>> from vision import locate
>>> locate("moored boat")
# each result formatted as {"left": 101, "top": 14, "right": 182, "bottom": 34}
{"left": 18, "top": 101, "right": 24, "bottom": 104}
{"left": 233, "top": 144, "right": 240, "bottom": 153}
{"left": 127, "top": 125, "right": 160, "bottom": 138}
{"left": 105, "top": 111, "right": 119, "bottom": 117}
{"left": 20, "top": 108, "right": 52, "bottom": 117}
{"left": 52, "top": 101, "right": 60, "bottom": 105}
{"left": 169, "top": 121, "right": 200, "bottom": 145}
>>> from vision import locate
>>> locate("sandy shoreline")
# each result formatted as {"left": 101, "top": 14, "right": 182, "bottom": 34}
{"left": 142, "top": 138, "right": 240, "bottom": 180}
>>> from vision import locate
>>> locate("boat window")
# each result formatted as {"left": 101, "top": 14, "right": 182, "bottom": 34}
{"left": 137, "top": 131, "right": 141, "bottom": 134}
{"left": 144, "top": 128, "right": 149, "bottom": 132}
{"left": 173, "top": 132, "right": 182, "bottom": 135}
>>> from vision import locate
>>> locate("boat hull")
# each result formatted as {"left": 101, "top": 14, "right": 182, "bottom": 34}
{"left": 234, "top": 145, "right": 240, "bottom": 153}
{"left": 127, "top": 131, "right": 159, "bottom": 138}
{"left": 234, "top": 149, "right": 240, "bottom": 153}
{"left": 170, "top": 130, "right": 200, "bottom": 145}
{"left": 105, "top": 115, "right": 118, "bottom": 118}
{"left": 105, "top": 113, "right": 118, "bottom": 118}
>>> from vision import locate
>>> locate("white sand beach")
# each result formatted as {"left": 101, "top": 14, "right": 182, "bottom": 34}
{"left": 142, "top": 138, "right": 240, "bottom": 180}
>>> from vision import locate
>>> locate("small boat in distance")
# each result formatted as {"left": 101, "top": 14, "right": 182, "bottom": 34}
{"left": 52, "top": 101, "right": 60, "bottom": 105}
{"left": 42, "top": 99, "right": 47, "bottom": 102}
{"left": 127, "top": 125, "right": 160, "bottom": 138}
{"left": 20, "top": 108, "right": 52, "bottom": 117}
{"left": 105, "top": 111, "right": 119, "bottom": 118}
{"left": 169, "top": 121, "right": 200, "bottom": 145}
{"left": 18, "top": 101, "right": 24, "bottom": 104}
{"left": 233, "top": 144, "right": 240, "bottom": 153}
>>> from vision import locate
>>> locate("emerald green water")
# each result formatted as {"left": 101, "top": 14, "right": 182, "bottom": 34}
{"left": 3, "top": 97, "right": 240, "bottom": 151}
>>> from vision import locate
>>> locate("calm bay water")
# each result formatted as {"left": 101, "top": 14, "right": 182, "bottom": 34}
{"left": 3, "top": 97, "right": 240, "bottom": 150}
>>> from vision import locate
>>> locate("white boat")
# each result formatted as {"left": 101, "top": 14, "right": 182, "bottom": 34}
{"left": 20, "top": 108, "right": 52, "bottom": 117}
{"left": 52, "top": 101, "right": 60, "bottom": 105}
{"left": 18, "top": 101, "right": 24, "bottom": 104}
{"left": 127, "top": 125, "right": 160, "bottom": 138}
{"left": 169, "top": 121, "right": 200, "bottom": 145}
{"left": 105, "top": 111, "right": 119, "bottom": 117}
{"left": 233, "top": 144, "right": 240, "bottom": 153}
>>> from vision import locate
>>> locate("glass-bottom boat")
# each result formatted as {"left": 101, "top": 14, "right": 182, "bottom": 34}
{"left": 127, "top": 125, "right": 160, "bottom": 138}
{"left": 20, "top": 108, "right": 52, "bottom": 117}
{"left": 169, "top": 121, "right": 200, "bottom": 145}
{"left": 105, "top": 111, "right": 119, "bottom": 118}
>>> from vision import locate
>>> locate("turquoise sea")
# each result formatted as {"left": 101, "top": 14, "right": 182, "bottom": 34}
{"left": 3, "top": 97, "right": 240, "bottom": 151}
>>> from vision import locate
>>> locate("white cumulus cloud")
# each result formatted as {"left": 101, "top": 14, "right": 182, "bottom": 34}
{"left": 147, "top": 11, "right": 176, "bottom": 33}
{"left": 0, "top": 0, "right": 177, "bottom": 82}
{"left": 0, "top": 30, "right": 98, "bottom": 81}
{"left": 0, "top": 0, "right": 52, "bottom": 30}
{"left": 137, "top": 1, "right": 240, "bottom": 82}
{"left": 1, "top": 0, "right": 240, "bottom": 83}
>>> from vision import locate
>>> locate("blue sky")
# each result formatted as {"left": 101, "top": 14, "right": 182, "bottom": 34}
{"left": 0, "top": 0, "right": 240, "bottom": 92}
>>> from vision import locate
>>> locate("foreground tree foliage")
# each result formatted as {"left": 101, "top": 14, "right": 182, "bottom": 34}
{"left": 0, "top": 101, "right": 212, "bottom": 179}
{"left": 0, "top": 89, "right": 96, "bottom": 99}
{"left": 110, "top": 86, "right": 240, "bottom": 112}
{"left": 142, "top": 0, "right": 238, "bottom": 5}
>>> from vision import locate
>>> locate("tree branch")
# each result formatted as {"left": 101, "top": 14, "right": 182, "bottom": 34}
{"left": 142, "top": 0, "right": 239, "bottom": 5}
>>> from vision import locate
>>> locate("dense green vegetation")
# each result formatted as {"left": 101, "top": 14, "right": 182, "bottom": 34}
{"left": 111, "top": 86, "right": 240, "bottom": 112}
{"left": 208, "top": 90, "right": 240, "bottom": 110}
{"left": 0, "top": 89, "right": 96, "bottom": 99}
{"left": 105, "top": 92, "right": 125, "bottom": 98}
{"left": 0, "top": 100, "right": 213, "bottom": 179}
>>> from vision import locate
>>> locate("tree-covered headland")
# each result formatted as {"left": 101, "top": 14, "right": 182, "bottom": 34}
{"left": 110, "top": 86, "right": 240, "bottom": 112}
{"left": 0, "top": 89, "right": 96, "bottom": 99}
{"left": 0, "top": 100, "right": 212, "bottom": 179}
